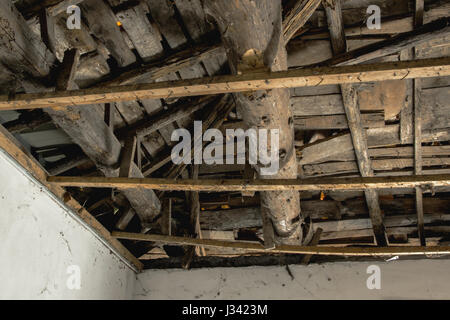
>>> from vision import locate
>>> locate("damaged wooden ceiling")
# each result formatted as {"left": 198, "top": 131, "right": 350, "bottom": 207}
{"left": 0, "top": 0, "right": 449, "bottom": 269}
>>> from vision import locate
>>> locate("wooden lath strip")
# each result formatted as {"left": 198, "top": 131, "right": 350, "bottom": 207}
{"left": 111, "top": 231, "right": 450, "bottom": 257}
{"left": 47, "top": 175, "right": 450, "bottom": 192}
{"left": 1, "top": 57, "right": 449, "bottom": 111}
{"left": 0, "top": 124, "right": 143, "bottom": 271}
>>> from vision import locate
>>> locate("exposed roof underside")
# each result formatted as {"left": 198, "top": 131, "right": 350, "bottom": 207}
{"left": 1, "top": 0, "right": 449, "bottom": 269}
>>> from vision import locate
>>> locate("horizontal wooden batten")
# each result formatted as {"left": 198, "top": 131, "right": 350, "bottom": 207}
{"left": 111, "top": 231, "right": 450, "bottom": 257}
{"left": 47, "top": 174, "right": 450, "bottom": 192}
{"left": 1, "top": 57, "right": 449, "bottom": 111}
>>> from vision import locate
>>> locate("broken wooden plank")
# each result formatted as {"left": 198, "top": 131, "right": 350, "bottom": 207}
{"left": 2, "top": 57, "right": 449, "bottom": 111}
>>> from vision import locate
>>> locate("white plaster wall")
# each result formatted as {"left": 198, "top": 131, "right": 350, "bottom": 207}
{"left": 135, "top": 259, "right": 450, "bottom": 299}
{"left": 0, "top": 150, "right": 136, "bottom": 299}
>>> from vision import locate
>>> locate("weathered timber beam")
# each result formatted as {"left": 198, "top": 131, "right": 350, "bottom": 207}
{"left": 47, "top": 174, "right": 450, "bottom": 192}
{"left": 96, "top": 43, "right": 224, "bottom": 87}
{"left": 112, "top": 231, "right": 450, "bottom": 257}
{"left": 1, "top": 57, "right": 448, "bottom": 111}
{"left": 0, "top": 1, "right": 56, "bottom": 77}
{"left": 120, "top": 96, "right": 215, "bottom": 139}
{"left": 324, "top": 0, "right": 387, "bottom": 246}
{"left": 414, "top": 0, "right": 426, "bottom": 247}
{"left": 205, "top": 0, "right": 302, "bottom": 246}
{"left": 2, "top": 110, "right": 52, "bottom": 133}
{"left": 17, "top": 0, "right": 84, "bottom": 19}
{"left": 46, "top": 49, "right": 161, "bottom": 229}
{"left": 0, "top": 123, "right": 143, "bottom": 271}
{"left": 283, "top": 0, "right": 322, "bottom": 43}
{"left": 317, "top": 17, "right": 450, "bottom": 67}
{"left": 199, "top": 200, "right": 450, "bottom": 231}
{"left": 38, "top": 7, "right": 56, "bottom": 55}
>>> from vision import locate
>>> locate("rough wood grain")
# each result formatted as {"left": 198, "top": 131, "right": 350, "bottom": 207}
{"left": 2, "top": 57, "right": 449, "bottom": 111}
{"left": 47, "top": 174, "right": 450, "bottom": 192}
{"left": 112, "top": 231, "right": 450, "bottom": 257}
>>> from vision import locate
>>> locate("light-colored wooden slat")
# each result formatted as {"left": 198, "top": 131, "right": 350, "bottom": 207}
{"left": 1, "top": 57, "right": 449, "bottom": 111}
{"left": 111, "top": 231, "right": 450, "bottom": 257}
{"left": 47, "top": 174, "right": 450, "bottom": 192}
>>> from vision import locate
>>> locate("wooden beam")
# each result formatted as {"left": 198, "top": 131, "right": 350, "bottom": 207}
{"left": 119, "top": 135, "right": 137, "bottom": 178}
{"left": 162, "top": 95, "right": 234, "bottom": 180}
{"left": 0, "top": 1, "right": 56, "bottom": 77}
{"left": 111, "top": 231, "right": 450, "bottom": 257}
{"left": 283, "top": 0, "right": 322, "bottom": 43}
{"left": 96, "top": 43, "right": 224, "bottom": 87}
{"left": 324, "top": 0, "right": 387, "bottom": 246}
{"left": 45, "top": 49, "right": 161, "bottom": 230}
{"left": 182, "top": 165, "right": 201, "bottom": 269}
{"left": 47, "top": 174, "right": 450, "bottom": 192}
{"left": 38, "top": 8, "right": 56, "bottom": 55}
{"left": 415, "top": 0, "right": 425, "bottom": 28}
{"left": 134, "top": 96, "right": 213, "bottom": 138}
{"left": 0, "top": 124, "right": 142, "bottom": 271}
{"left": 160, "top": 198, "right": 172, "bottom": 236}
{"left": 318, "top": 17, "right": 450, "bottom": 67}
{"left": 206, "top": 0, "right": 303, "bottom": 245}
{"left": 1, "top": 57, "right": 448, "bottom": 111}
{"left": 301, "top": 227, "right": 323, "bottom": 265}
{"left": 115, "top": 206, "right": 136, "bottom": 231}
{"left": 414, "top": 0, "right": 426, "bottom": 247}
